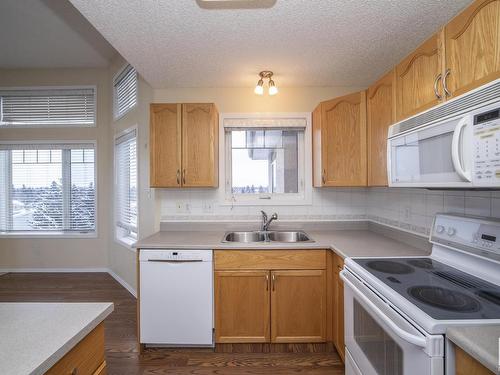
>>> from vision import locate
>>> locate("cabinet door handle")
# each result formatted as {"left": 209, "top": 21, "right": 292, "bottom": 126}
{"left": 433, "top": 73, "right": 443, "bottom": 100}
{"left": 182, "top": 169, "right": 186, "bottom": 184}
{"left": 272, "top": 274, "right": 276, "bottom": 291}
{"left": 266, "top": 274, "right": 269, "bottom": 291}
{"left": 176, "top": 169, "right": 180, "bottom": 185}
{"left": 443, "top": 68, "right": 451, "bottom": 97}
{"left": 71, "top": 368, "right": 79, "bottom": 375}
{"left": 322, "top": 169, "right": 326, "bottom": 185}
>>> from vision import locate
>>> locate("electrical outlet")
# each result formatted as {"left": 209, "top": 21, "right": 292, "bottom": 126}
{"left": 175, "top": 201, "right": 184, "bottom": 213}
{"left": 404, "top": 206, "right": 411, "bottom": 220}
{"left": 202, "top": 201, "right": 214, "bottom": 213}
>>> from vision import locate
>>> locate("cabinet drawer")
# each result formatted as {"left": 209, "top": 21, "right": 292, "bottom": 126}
{"left": 45, "top": 323, "right": 105, "bottom": 375}
{"left": 214, "top": 250, "right": 326, "bottom": 270}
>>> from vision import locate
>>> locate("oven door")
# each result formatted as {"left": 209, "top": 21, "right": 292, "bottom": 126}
{"left": 341, "top": 269, "right": 444, "bottom": 375}
{"left": 388, "top": 115, "right": 473, "bottom": 188}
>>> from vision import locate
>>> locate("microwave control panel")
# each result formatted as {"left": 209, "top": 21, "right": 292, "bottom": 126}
{"left": 472, "top": 108, "right": 500, "bottom": 186}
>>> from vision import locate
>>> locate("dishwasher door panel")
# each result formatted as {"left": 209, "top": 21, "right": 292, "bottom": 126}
{"left": 140, "top": 257, "right": 213, "bottom": 346}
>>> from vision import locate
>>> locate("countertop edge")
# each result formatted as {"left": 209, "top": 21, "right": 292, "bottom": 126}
{"left": 447, "top": 327, "right": 500, "bottom": 374}
{"left": 32, "top": 303, "right": 114, "bottom": 375}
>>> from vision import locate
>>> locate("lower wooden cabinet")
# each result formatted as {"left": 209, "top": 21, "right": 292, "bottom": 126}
{"left": 271, "top": 270, "right": 326, "bottom": 343}
{"left": 46, "top": 322, "right": 106, "bottom": 375}
{"left": 214, "top": 270, "right": 270, "bottom": 343}
{"left": 332, "top": 253, "right": 345, "bottom": 361}
{"left": 455, "top": 345, "right": 494, "bottom": 375}
{"left": 214, "top": 250, "right": 327, "bottom": 344}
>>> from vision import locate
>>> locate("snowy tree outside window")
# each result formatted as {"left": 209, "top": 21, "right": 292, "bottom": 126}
{"left": 0, "top": 144, "right": 96, "bottom": 234}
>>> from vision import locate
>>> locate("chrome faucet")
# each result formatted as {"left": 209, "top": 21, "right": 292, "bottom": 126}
{"left": 260, "top": 210, "right": 278, "bottom": 231}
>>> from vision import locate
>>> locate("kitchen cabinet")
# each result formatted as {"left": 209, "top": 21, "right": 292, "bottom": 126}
{"left": 395, "top": 33, "right": 443, "bottom": 121}
{"left": 214, "top": 250, "right": 327, "bottom": 344}
{"left": 455, "top": 345, "right": 494, "bottom": 375}
{"left": 443, "top": 0, "right": 500, "bottom": 98}
{"left": 214, "top": 270, "right": 270, "bottom": 343}
{"left": 367, "top": 70, "right": 396, "bottom": 186}
{"left": 312, "top": 91, "right": 367, "bottom": 187}
{"left": 271, "top": 270, "right": 326, "bottom": 343}
{"left": 150, "top": 103, "right": 218, "bottom": 188}
{"left": 45, "top": 323, "right": 106, "bottom": 375}
{"left": 332, "top": 253, "right": 345, "bottom": 361}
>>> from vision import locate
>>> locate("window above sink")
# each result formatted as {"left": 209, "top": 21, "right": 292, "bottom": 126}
{"left": 221, "top": 113, "right": 313, "bottom": 206}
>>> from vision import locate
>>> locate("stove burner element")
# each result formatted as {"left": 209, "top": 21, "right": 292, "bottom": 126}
{"left": 407, "top": 259, "right": 435, "bottom": 269}
{"left": 477, "top": 290, "right": 500, "bottom": 306}
{"left": 408, "top": 286, "right": 481, "bottom": 312}
{"left": 366, "top": 260, "right": 414, "bottom": 275}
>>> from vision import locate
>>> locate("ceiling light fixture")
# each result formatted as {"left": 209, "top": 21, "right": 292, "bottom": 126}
{"left": 254, "top": 71, "right": 278, "bottom": 96}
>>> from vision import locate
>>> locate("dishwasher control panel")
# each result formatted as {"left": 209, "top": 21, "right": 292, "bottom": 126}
{"left": 139, "top": 249, "right": 213, "bottom": 262}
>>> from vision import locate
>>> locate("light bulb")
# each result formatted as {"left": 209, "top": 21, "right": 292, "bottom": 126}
{"left": 268, "top": 80, "right": 278, "bottom": 95}
{"left": 254, "top": 79, "right": 264, "bottom": 95}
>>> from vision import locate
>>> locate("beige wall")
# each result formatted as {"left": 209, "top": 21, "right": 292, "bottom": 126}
{"left": 108, "top": 56, "right": 157, "bottom": 291}
{"left": 0, "top": 68, "right": 111, "bottom": 269}
{"left": 153, "top": 86, "right": 362, "bottom": 112}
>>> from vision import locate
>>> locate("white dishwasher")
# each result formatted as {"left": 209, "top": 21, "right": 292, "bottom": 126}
{"left": 139, "top": 249, "right": 213, "bottom": 347}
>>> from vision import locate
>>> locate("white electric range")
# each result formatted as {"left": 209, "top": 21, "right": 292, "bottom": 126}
{"left": 341, "top": 213, "right": 500, "bottom": 375}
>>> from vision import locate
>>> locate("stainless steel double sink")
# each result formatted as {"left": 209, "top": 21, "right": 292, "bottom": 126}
{"left": 222, "top": 230, "right": 313, "bottom": 243}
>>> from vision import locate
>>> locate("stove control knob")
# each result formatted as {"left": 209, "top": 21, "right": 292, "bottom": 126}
{"left": 447, "top": 227, "right": 456, "bottom": 236}
{"left": 436, "top": 225, "right": 445, "bottom": 234}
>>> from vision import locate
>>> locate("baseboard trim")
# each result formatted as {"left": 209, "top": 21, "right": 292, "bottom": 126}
{"left": 0, "top": 267, "right": 138, "bottom": 298}
{"left": 107, "top": 268, "right": 137, "bottom": 298}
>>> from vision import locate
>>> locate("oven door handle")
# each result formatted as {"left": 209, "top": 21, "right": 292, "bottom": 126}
{"left": 340, "top": 270, "right": 428, "bottom": 348}
{"left": 451, "top": 116, "right": 472, "bottom": 182}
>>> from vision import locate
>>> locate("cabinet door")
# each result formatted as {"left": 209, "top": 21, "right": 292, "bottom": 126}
{"left": 150, "top": 103, "right": 182, "bottom": 187}
{"left": 215, "top": 270, "right": 270, "bottom": 343}
{"left": 367, "top": 70, "right": 396, "bottom": 186}
{"left": 396, "top": 33, "right": 443, "bottom": 121}
{"left": 321, "top": 91, "right": 367, "bottom": 187}
{"left": 444, "top": 0, "right": 500, "bottom": 98}
{"left": 181, "top": 103, "right": 219, "bottom": 187}
{"left": 271, "top": 270, "right": 326, "bottom": 343}
{"left": 333, "top": 254, "right": 345, "bottom": 361}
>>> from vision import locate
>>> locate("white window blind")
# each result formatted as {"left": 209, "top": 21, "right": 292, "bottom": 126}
{"left": 115, "top": 129, "right": 137, "bottom": 242}
{"left": 0, "top": 87, "right": 96, "bottom": 127}
{"left": 113, "top": 65, "right": 138, "bottom": 119}
{"left": 0, "top": 143, "right": 96, "bottom": 234}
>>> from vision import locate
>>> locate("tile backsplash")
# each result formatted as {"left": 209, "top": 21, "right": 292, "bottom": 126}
{"left": 367, "top": 188, "right": 500, "bottom": 236}
{"left": 159, "top": 187, "right": 500, "bottom": 237}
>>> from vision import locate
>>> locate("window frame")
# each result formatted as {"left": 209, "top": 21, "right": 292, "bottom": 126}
{"left": 113, "top": 64, "right": 138, "bottom": 121}
{"left": 219, "top": 113, "right": 313, "bottom": 206}
{"left": 0, "top": 140, "right": 98, "bottom": 238}
{"left": 114, "top": 126, "right": 138, "bottom": 248}
{"left": 0, "top": 85, "right": 97, "bottom": 128}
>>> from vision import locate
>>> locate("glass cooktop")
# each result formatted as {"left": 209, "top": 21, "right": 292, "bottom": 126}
{"left": 353, "top": 257, "right": 500, "bottom": 320}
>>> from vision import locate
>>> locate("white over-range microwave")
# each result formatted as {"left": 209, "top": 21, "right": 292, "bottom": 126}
{"left": 388, "top": 79, "right": 500, "bottom": 188}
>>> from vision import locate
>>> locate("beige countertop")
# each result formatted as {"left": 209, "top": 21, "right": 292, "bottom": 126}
{"left": 134, "top": 228, "right": 430, "bottom": 259}
{"left": 447, "top": 325, "right": 500, "bottom": 374}
{"left": 0, "top": 302, "right": 114, "bottom": 375}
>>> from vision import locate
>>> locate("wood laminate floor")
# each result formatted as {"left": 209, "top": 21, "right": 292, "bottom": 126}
{"left": 0, "top": 272, "right": 344, "bottom": 374}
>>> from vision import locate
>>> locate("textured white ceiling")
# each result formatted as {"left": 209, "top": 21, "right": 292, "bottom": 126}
{"left": 69, "top": 0, "right": 472, "bottom": 88}
{"left": 0, "top": 0, "right": 116, "bottom": 68}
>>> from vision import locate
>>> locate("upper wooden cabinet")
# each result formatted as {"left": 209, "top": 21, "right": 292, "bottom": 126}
{"left": 395, "top": 33, "right": 443, "bottom": 121}
{"left": 313, "top": 91, "right": 367, "bottom": 187}
{"left": 443, "top": 0, "right": 500, "bottom": 98}
{"left": 367, "top": 70, "right": 396, "bottom": 186}
{"left": 150, "top": 103, "right": 218, "bottom": 188}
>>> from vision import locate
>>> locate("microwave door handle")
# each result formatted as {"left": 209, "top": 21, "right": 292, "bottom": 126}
{"left": 340, "top": 271, "right": 427, "bottom": 348}
{"left": 452, "top": 116, "right": 472, "bottom": 182}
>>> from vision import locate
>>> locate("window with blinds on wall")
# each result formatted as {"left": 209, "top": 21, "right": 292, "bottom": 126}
{"left": 0, "top": 143, "right": 96, "bottom": 234}
{"left": 115, "top": 129, "right": 137, "bottom": 243}
{"left": 113, "top": 64, "right": 138, "bottom": 119}
{"left": 0, "top": 87, "right": 96, "bottom": 127}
